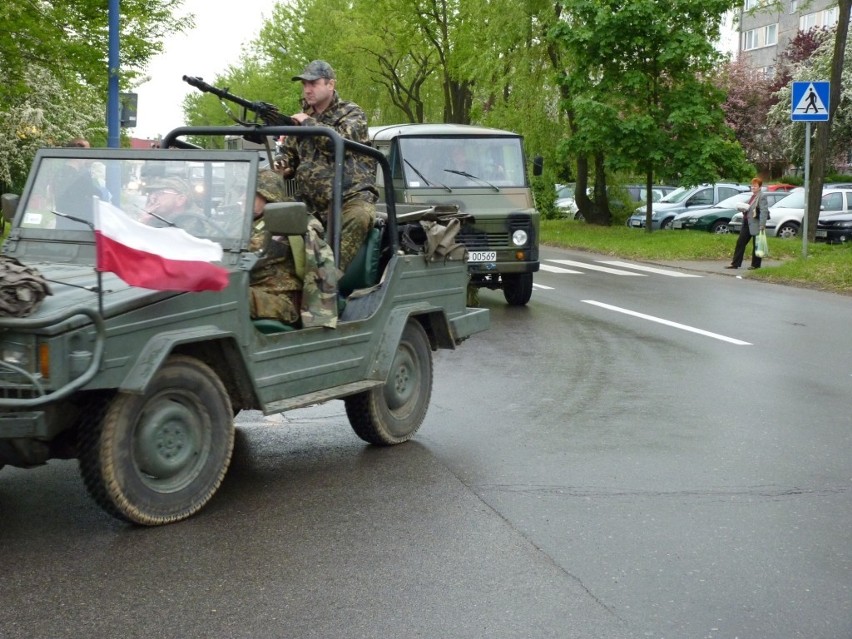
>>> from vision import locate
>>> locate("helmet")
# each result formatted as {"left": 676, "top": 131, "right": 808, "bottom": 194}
{"left": 256, "top": 169, "right": 286, "bottom": 203}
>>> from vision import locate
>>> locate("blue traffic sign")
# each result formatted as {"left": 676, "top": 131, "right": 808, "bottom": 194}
{"left": 791, "top": 81, "right": 830, "bottom": 121}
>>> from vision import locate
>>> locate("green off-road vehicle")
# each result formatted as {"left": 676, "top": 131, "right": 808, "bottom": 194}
{"left": 370, "top": 124, "right": 541, "bottom": 306}
{"left": 0, "top": 124, "right": 489, "bottom": 525}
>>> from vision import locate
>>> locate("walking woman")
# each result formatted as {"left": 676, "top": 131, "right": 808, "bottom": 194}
{"left": 726, "top": 177, "right": 770, "bottom": 270}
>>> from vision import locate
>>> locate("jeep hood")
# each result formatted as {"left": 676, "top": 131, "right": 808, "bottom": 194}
{"left": 7, "top": 261, "right": 181, "bottom": 327}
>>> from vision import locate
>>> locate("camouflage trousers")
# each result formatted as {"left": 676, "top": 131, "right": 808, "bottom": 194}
{"left": 332, "top": 198, "right": 376, "bottom": 273}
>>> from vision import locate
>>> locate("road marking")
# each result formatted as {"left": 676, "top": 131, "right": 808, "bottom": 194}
{"left": 582, "top": 300, "right": 752, "bottom": 345}
{"left": 533, "top": 282, "right": 554, "bottom": 290}
{"left": 547, "top": 259, "right": 644, "bottom": 276}
{"left": 540, "top": 263, "right": 583, "bottom": 274}
{"left": 597, "top": 260, "right": 702, "bottom": 278}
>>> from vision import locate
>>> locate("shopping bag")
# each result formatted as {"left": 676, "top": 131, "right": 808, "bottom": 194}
{"left": 755, "top": 230, "right": 769, "bottom": 258}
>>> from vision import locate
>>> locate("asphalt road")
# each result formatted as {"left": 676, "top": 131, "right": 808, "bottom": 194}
{"left": 2, "top": 246, "right": 850, "bottom": 638}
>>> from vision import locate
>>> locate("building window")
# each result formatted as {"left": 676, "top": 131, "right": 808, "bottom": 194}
{"left": 760, "top": 66, "right": 776, "bottom": 79}
{"left": 743, "top": 24, "right": 779, "bottom": 50}
{"left": 800, "top": 9, "right": 839, "bottom": 31}
{"left": 790, "top": 0, "right": 799, "bottom": 11}
{"left": 765, "top": 24, "right": 778, "bottom": 46}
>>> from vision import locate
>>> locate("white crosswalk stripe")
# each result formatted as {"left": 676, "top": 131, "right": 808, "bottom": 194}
{"left": 546, "top": 259, "right": 644, "bottom": 276}
{"left": 543, "top": 258, "right": 702, "bottom": 279}
{"left": 597, "top": 260, "right": 702, "bottom": 278}
{"left": 540, "top": 263, "right": 583, "bottom": 274}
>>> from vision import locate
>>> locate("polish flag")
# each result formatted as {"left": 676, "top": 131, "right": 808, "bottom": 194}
{"left": 93, "top": 199, "right": 229, "bottom": 292}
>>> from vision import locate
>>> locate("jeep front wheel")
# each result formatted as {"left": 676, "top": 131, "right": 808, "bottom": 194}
{"left": 78, "top": 355, "right": 234, "bottom": 525}
{"left": 503, "top": 272, "right": 533, "bottom": 306}
{"left": 345, "top": 320, "right": 432, "bottom": 445}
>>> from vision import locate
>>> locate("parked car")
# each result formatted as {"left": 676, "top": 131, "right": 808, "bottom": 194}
{"left": 815, "top": 211, "right": 852, "bottom": 243}
{"left": 627, "top": 183, "right": 749, "bottom": 230}
{"left": 765, "top": 183, "right": 797, "bottom": 192}
{"left": 729, "top": 187, "right": 852, "bottom": 238}
{"left": 622, "top": 184, "right": 678, "bottom": 204}
{"left": 555, "top": 183, "right": 580, "bottom": 219}
{"left": 672, "top": 190, "right": 788, "bottom": 233}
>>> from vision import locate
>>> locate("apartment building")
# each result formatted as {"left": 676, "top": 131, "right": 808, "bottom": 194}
{"left": 737, "top": 0, "right": 840, "bottom": 76}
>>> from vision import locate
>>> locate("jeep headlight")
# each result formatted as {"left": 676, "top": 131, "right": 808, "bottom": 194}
{"left": 511, "top": 229, "right": 528, "bottom": 247}
{"left": 2, "top": 341, "right": 33, "bottom": 368}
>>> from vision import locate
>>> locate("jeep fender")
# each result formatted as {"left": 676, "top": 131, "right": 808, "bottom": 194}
{"left": 119, "top": 326, "right": 242, "bottom": 394}
{"left": 369, "top": 306, "right": 455, "bottom": 381}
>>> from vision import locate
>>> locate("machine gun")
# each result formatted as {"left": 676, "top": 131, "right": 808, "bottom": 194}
{"left": 183, "top": 75, "right": 295, "bottom": 127}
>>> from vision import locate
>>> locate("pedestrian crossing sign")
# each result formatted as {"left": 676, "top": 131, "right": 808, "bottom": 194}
{"left": 791, "top": 81, "right": 830, "bottom": 121}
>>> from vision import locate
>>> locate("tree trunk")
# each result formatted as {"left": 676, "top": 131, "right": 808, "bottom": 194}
{"left": 806, "top": 0, "right": 850, "bottom": 242}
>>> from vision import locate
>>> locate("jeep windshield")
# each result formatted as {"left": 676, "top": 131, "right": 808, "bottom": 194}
{"left": 397, "top": 136, "right": 526, "bottom": 189}
{"left": 17, "top": 149, "right": 255, "bottom": 245}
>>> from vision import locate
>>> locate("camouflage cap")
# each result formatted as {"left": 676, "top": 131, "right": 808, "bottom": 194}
{"left": 256, "top": 169, "right": 287, "bottom": 203}
{"left": 292, "top": 60, "right": 336, "bottom": 82}
{"left": 144, "top": 176, "right": 191, "bottom": 197}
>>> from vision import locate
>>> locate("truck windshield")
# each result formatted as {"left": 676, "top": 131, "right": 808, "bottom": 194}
{"left": 19, "top": 155, "right": 253, "bottom": 243}
{"left": 397, "top": 136, "right": 526, "bottom": 189}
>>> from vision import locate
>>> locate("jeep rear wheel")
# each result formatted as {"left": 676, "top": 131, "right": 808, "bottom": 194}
{"left": 345, "top": 320, "right": 432, "bottom": 445}
{"left": 78, "top": 355, "right": 234, "bottom": 525}
{"left": 502, "top": 272, "right": 533, "bottom": 306}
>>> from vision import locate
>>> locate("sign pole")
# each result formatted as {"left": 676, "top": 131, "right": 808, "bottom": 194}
{"left": 790, "top": 80, "right": 830, "bottom": 260}
{"left": 803, "top": 122, "right": 810, "bottom": 259}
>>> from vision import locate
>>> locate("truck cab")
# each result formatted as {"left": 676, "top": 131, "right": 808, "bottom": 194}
{"left": 370, "top": 124, "right": 540, "bottom": 306}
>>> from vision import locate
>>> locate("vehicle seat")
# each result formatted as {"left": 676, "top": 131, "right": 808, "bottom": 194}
{"left": 252, "top": 318, "right": 296, "bottom": 334}
{"left": 338, "top": 224, "right": 383, "bottom": 297}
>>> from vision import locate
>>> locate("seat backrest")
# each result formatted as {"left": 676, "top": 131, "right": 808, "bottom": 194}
{"left": 338, "top": 226, "right": 382, "bottom": 296}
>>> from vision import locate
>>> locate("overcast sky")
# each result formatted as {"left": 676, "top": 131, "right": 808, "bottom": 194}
{"left": 132, "top": 0, "right": 277, "bottom": 139}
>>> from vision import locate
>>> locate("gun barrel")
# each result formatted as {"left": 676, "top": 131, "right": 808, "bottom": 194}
{"left": 182, "top": 75, "right": 294, "bottom": 126}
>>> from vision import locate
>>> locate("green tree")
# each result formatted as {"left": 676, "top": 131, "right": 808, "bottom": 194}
{"left": 0, "top": 0, "right": 193, "bottom": 189}
{"left": 551, "top": 0, "right": 751, "bottom": 227}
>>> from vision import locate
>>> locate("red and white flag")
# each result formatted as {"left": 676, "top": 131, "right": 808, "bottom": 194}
{"left": 93, "top": 199, "right": 229, "bottom": 292}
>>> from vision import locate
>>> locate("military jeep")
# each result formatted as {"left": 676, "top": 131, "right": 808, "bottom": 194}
{"left": 0, "top": 124, "right": 489, "bottom": 525}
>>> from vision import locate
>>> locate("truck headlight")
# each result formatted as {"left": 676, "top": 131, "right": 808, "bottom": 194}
{"left": 511, "top": 229, "right": 528, "bottom": 246}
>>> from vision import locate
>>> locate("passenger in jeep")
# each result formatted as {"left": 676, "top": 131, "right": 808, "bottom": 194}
{"left": 249, "top": 170, "right": 302, "bottom": 325}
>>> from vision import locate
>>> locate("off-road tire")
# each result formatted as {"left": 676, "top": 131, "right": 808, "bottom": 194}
{"left": 78, "top": 355, "right": 234, "bottom": 525}
{"left": 345, "top": 320, "right": 432, "bottom": 445}
{"left": 503, "top": 272, "right": 533, "bottom": 306}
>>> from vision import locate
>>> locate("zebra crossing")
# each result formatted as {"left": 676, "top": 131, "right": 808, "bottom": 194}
{"left": 535, "top": 258, "right": 701, "bottom": 288}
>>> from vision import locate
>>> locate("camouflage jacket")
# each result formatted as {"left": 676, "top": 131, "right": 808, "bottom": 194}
{"left": 280, "top": 92, "right": 378, "bottom": 226}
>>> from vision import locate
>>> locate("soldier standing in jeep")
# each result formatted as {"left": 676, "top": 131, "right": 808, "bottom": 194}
{"left": 279, "top": 60, "right": 377, "bottom": 272}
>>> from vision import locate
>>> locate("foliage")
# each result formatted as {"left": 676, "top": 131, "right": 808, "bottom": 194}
{"left": 0, "top": 0, "right": 193, "bottom": 189}
{"left": 767, "top": 25, "right": 852, "bottom": 172}
{"left": 0, "top": 66, "right": 103, "bottom": 190}
{"left": 719, "top": 57, "right": 788, "bottom": 177}
{"left": 549, "top": 0, "right": 750, "bottom": 227}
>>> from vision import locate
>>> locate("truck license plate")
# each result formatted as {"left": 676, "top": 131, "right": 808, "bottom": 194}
{"left": 468, "top": 251, "right": 497, "bottom": 262}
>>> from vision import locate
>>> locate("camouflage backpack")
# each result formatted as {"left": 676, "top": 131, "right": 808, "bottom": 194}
{"left": 0, "top": 256, "right": 52, "bottom": 317}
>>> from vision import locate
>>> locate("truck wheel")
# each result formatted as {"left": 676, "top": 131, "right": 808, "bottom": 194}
{"left": 78, "top": 355, "right": 234, "bottom": 525}
{"left": 345, "top": 320, "right": 432, "bottom": 445}
{"left": 502, "top": 273, "right": 533, "bottom": 306}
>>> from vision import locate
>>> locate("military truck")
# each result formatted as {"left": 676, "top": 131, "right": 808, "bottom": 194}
{"left": 369, "top": 124, "right": 541, "bottom": 306}
{"left": 0, "top": 124, "right": 488, "bottom": 525}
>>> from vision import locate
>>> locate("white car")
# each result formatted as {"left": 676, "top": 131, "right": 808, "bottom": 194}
{"left": 555, "top": 183, "right": 580, "bottom": 219}
{"left": 729, "top": 188, "right": 852, "bottom": 238}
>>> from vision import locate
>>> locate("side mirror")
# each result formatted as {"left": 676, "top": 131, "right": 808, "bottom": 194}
{"left": 532, "top": 155, "right": 543, "bottom": 177}
{"left": 262, "top": 201, "right": 310, "bottom": 235}
{"left": 1, "top": 193, "right": 19, "bottom": 223}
